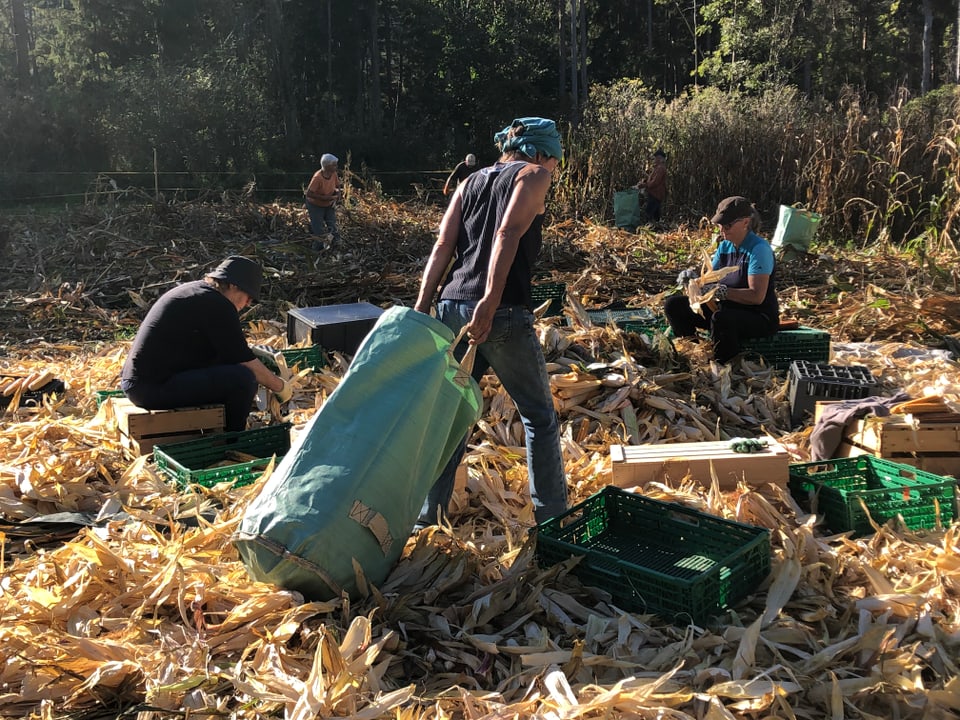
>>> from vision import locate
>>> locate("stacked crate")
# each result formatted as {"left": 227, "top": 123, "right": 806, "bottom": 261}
{"left": 110, "top": 398, "right": 225, "bottom": 457}
{"left": 788, "top": 361, "right": 878, "bottom": 425}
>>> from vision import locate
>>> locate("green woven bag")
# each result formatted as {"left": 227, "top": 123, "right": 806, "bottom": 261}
{"left": 235, "top": 306, "right": 482, "bottom": 600}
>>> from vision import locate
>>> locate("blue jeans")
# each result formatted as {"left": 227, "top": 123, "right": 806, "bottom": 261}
{"left": 122, "top": 365, "right": 258, "bottom": 432}
{"left": 418, "top": 300, "right": 568, "bottom": 525}
{"left": 306, "top": 203, "right": 339, "bottom": 239}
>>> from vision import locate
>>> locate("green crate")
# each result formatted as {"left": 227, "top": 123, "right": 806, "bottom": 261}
{"left": 536, "top": 486, "right": 770, "bottom": 624}
{"left": 789, "top": 455, "right": 957, "bottom": 536}
{"left": 95, "top": 389, "right": 126, "bottom": 408}
{"left": 261, "top": 346, "right": 326, "bottom": 373}
{"left": 531, "top": 282, "right": 567, "bottom": 317}
{"left": 740, "top": 326, "right": 830, "bottom": 369}
{"left": 154, "top": 423, "right": 292, "bottom": 488}
{"left": 578, "top": 308, "right": 668, "bottom": 336}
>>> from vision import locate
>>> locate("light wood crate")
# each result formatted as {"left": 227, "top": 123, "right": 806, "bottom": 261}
{"left": 610, "top": 440, "right": 789, "bottom": 490}
{"left": 110, "top": 398, "right": 225, "bottom": 456}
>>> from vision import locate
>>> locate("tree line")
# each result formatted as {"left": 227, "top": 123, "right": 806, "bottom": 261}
{"left": 1, "top": 0, "right": 959, "bottom": 245}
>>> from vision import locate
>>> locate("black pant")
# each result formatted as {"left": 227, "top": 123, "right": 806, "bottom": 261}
{"left": 122, "top": 364, "right": 258, "bottom": 432}
{"left": 664, "top": 295, "right": 776, "bottom": 363}
{"left": 645, "top": 196, "right": 662, "bottom": 222}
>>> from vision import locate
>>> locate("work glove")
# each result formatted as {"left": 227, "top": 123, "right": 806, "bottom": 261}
{"left": 676, "top": 267, "right": 700, "bottom": 287}
{"left": 702, "top": 283, "right": 728, "bottom": 302}
{"left": 274, "top": 377, "right": 293, "bottom": 404}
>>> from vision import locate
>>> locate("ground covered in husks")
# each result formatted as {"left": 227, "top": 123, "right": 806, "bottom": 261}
{"left": 1, "top": 192, "right": 960, "bottom": 719}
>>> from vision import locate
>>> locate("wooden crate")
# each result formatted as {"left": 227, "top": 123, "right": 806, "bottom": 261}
{"left": 610, "top": 440, "right": 790, "bottom": 490}
{"left": 110, "top": 398, "right": 225, "bottom": 456}
{"left": 833, "top": 415, "right": 960, "bottom": 478}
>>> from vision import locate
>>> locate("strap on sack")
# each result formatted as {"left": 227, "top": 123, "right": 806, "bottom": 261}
{"left": 349, "top": 500, "right": 394, "bottom": 555}
{"left": 450, "top": 325, "right": 478, "bottom": 383}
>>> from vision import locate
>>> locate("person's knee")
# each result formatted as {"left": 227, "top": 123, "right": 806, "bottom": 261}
{"left": 664, "top": 295, "right": 686, "bottom": 312}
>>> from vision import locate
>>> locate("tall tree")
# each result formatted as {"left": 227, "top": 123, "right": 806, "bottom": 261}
{"left": 10, "top": 0, "right": 31, "bottom": 89}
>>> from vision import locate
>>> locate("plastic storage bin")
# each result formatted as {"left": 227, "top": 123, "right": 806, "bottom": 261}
{"left": 95, "top": 389, "right": 126, "bottom": 408}
{"left": 154, "top": 423, "right": 292, "bottom": 489}
{"left": 530, "top": 282, "right": 567, "bottom": 317}
{"left": 580, "top": 308, "right": 668, "bottom": 337}
{"left": 287, "top": 303, "right": 383, "bottom": 356}
{"left": 536, "top": 486, "right": 770, "bottom": 624}
{"left": 788, "top": 361, "right": 878, "bottom": 425}
{"left": 788, "top": 455, "right": 957, "bottom": 536}
{"left": 740, "top": 326, "right": 830, "bottom": 369}
{"left": 260, "top": 345, "right": 326, "bottom": 373}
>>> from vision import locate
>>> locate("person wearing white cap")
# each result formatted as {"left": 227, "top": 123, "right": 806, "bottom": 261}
{"left": 120, "top": 256, "right": 292, "bottom": 431}
{"left": 304, "top": 153, "right": 342, "bottom": 245}
{"left": 442, "top": 152, "right": 479, "bottom": 196}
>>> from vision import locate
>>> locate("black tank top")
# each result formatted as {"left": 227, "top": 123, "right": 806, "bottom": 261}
{"left": 439, "top": 161, "right": 544, "bottom": 308}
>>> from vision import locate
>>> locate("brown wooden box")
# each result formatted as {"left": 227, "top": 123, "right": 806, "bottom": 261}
{"left": 610, "top": 440, "right": 789, "bottom": 490}
{"left": 111, "top": 398, "right": 225, "bottom": 456}
{"left": 833, "top": 415, "right": 960, "bottom": 478}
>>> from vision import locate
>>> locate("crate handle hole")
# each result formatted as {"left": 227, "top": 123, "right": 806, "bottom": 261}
{"left": 668, "top": 510, "right": 700, "bottom": 527}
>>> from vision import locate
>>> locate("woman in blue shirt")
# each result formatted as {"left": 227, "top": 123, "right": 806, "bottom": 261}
{"left": 665, "top": 196, "right": 779, "bottom": 363}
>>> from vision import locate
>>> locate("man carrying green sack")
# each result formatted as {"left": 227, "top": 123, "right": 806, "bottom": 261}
{"left": 414, "top": 116, "right": 570, "bottom": 528}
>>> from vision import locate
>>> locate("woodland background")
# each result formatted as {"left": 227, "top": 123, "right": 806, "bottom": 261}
{"left": 1, "top": 0, "right": 960, "bottom": 247}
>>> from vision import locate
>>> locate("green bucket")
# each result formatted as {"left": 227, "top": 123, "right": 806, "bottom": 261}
{"left": 771, "top": 205, "right": 821, "bottom": 252}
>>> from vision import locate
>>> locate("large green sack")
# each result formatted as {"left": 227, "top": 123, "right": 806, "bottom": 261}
{"left": 235, "top": 306, "right": 482, "bottom": 600}
{"left": 614, "top": 188, "right": 644, "bottom": 228}
{"left": 771, "top": 204, "right": 821, "bottom": 252}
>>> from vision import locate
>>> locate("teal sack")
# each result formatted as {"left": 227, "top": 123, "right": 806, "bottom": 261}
{"left": 614, "top": 189, "right": 644, "bottom": 228}
{"left": 235, "top": 306, "right": 482, "bottom": 600}
{"left": 771, "top": 204, "right": 821, "bottom": 251}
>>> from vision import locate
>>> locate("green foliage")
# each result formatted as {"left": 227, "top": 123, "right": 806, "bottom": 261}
{"left": 555, "top": 80, "right": 960, "bottom": 254}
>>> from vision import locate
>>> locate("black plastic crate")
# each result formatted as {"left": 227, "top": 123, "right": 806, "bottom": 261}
{"left": 154, "top": 423, "right": 292, "bottom": 488}
{"left": 788, "top": 361, "right": 878, "bottom": 425}
{"left": 740, "top": 326, "right": 830, "bottom": 369}
{"left": 536, "top": 486, "right": 770, "bottom": 624}
{"left": 789, "top": 455, "right": 957, "bottom": 536}
{"left": 530, "top": 282, "right": 567, "bottom": 317}
{"left": 287, "top": 303, "right": 383, "bottom": 356}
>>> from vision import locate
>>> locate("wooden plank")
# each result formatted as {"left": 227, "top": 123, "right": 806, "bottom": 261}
{"left": 610, "top": 440, "right": 789, "bottom": 490}
{"left": 113, "top": 398, "right": 225, "bottom": 437}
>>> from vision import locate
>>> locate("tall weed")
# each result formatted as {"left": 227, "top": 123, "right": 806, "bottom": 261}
{"left": 557, "top": 82, "right": 960, "bottom": 253}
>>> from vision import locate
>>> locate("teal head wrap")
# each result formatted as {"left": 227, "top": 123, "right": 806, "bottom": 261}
{"left": 494, "top": 117, "right": 563, "bottom": 161}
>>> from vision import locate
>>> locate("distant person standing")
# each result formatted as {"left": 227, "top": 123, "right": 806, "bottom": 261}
{"left": 637, "top": 149, "right": 667, "bottom": 223}
{"left": 305, "top": 154, "right": 342, "bottom": 245}
{"left": 442, "top": 153, "right": 478, "bottom": 196}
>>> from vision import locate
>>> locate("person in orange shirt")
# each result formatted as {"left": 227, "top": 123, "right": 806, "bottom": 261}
{"left": 304, "top": 153, "right": 342, "bottom": 245}
{"left": 637, "top": 149, "right": 667, "bottom": 223}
